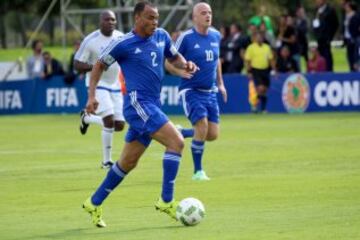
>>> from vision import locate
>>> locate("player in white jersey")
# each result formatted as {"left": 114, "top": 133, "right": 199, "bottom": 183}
{"left": 74, "top": 10, "right": 125, "bottom": 168}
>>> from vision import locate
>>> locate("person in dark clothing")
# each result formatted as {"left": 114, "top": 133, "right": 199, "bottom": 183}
{"left": 350, "top": 11, "right": 360, "bottom": 70}
{"left": 276, "top": 46, "right": 299, "bottom": 73}
{"left": 42, "top": 51, "right": 65, "bottom": 79}
{"left": 342, "top": 1, "right": 359, "bottom": 71}
{"left": 296, "top": 6, "right": 309, "bottom": 63}
{"left": 68, "top": 40, "right": 81, "bottom": 74}
{"left": 281, "top": 15, "right": 301, "bottom": 71}
{"left": 65, "top": 40, "right": 82, "bottom": 84}
{"left": 219, "top": 25, "right": 231, "bottom": 73}
{"left": 312, "top": 0, "right": 339, "bottom": 72}
{"left": 226, "top": 24, "right": 251, "bottom": 73}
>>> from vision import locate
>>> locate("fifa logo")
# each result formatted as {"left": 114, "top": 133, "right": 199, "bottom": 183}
{"left": 0, "top": 90, "right": 22, "bottom": 110}
{"left": 46, "top": 88, "right": 79, "bottom": 107}
{"left": 160, "top": 86, "right": 180, "bottom": 106}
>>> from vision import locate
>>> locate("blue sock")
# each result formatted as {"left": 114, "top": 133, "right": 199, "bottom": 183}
{"left": 162, "top": 151, "right": 181, "bottom": 203}
{"left": 191, "top": 140, "right": 205, "bottom": 173}
{"left": 91, "top": 163, "right": 127, "bottom": 206}
{"left": 180, "top": 128, "right": 194, "bottom": 138}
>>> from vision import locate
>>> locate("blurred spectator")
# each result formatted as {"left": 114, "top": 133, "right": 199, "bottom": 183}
{"left": 356, "top": 59, "right": 360, "bottom": 71}
{"left": 245, "top": 32, "right": 276, "bottom": 113}
{"left": 307, "top": 46, "right": 327, "bottom": 73}
{"left": 171, "top": 30, "right": 181, "bottom": 42}
{"left": 26, "top": 39, "right": 44, "bottom": 79}
{"left": 276, "top": 14, "right": 288, "bottom": 49}
{"left": 68, "top": 40, "right": 81, "bottom": 74}
{"left": 249, "top": 5, "right": 275, "bottom": 37}
{"left": 42, "top": 51, "right": 65, "bottom": 79}
{"left": 312, "top": 0, "right": 339, "bottom": 72}
{"left": 65, "top": 40, "right": 82, "bottom": 84}
{"left": 247, "top": 23, "right": 258, "bottom": 37}
{"left": 259, "top": 20, "right": 276, "bottom": 48}
{"left": 278, "top": 15, "right": 301, "bottom": 71}
{"left": 219, "top": 25, "right": 231, "bottom": 73}
{"left": 342, "top": 1, "right": 358, "bottom": 71}
{"left": 296, "top": 6, "right": 309, "bottom": 63}
{"left": 276, "top": 46, "right": 299, "bottom": 73}
{"left": 226, "top": 24, "right": 251, "bottom": 73}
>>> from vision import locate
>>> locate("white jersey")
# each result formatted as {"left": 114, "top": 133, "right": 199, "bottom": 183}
{"left": 75, "top": 29, "right": 124, "bottom": 90}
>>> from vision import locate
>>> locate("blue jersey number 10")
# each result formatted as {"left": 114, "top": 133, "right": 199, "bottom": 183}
{"left": 205, "top": 50, "right": 214, "bottom": 62}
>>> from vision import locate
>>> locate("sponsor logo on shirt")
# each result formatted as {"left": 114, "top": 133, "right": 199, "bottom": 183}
{"left": 156, "top": 41, "right": 165, "bottom": 47}
{"left": 134, "top": 48, "right": 142, "bottom": 54}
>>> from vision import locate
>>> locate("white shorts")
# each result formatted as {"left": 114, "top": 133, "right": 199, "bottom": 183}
{"left": 95, "top": 88, "right": 125, "bottom": 121}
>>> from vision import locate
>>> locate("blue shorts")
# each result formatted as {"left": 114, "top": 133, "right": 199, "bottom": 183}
{"left": 123, "top": 91, "right": 169, "bottom": 147}
{"left": 180, "top": 89, "right": 220, "bottom": 125}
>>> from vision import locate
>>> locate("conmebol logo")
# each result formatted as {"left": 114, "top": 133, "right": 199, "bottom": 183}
{"left": 314, "top": 80, "right": 360, "bottom": 107}
{"left": 282, "top": 74, "right": 310, "bottom": 113}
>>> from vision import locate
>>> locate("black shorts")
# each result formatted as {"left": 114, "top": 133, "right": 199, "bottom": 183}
{"left": 252, "top": 68, "right": 270, "bottom": 87}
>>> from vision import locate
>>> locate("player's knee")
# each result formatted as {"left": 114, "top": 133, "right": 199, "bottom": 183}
{"left": 195, "top": 121, "right": 208, "bottom": 138}
{"left": 120, "top": 157, "right": 139, "bottom": 172}
{"left": 176, "top": 137, "right": 185, "bottom": 152}
{"left": 103, "top": 122, "right": 114, "bottom": 128}
{"left": 169, "top": 136, "right": 185, "bottom": 153}
{"left": 103, "top": 117, "right": 114, "bottom": 128}
{"left": 206, "top": 132, "right": 218, "bottom": 141}
{"left": 114, "top": 121, "right": 125, "bottom": 132}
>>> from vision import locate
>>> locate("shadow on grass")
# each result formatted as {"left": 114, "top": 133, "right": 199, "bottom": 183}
{"left": 14, "top": 225, "right": 185, "bottom": 240}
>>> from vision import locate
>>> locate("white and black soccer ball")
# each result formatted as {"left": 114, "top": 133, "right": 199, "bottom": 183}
{"left": 176, "top": 197, "right": 205, "bottom": 226}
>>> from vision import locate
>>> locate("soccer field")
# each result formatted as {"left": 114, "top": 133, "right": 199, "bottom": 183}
{"left": 0, "top": 46, "right": 349, "bottom": 72}
{"left": 0, "top": 113, "right": 359, "bottom": 240}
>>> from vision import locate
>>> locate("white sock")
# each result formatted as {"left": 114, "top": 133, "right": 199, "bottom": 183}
{"left": 102, "top": 127, "right": 114, "bottom": 162}
{"left": 84, "top": 114, "right": 103, "bottom": 126}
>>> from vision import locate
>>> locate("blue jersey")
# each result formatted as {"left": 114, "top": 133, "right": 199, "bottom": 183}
{"left": 175, "top": 27, "right": 221, "bottom": 91}
{"left": 99, "top": 28, "right": 178, "bottom": 98}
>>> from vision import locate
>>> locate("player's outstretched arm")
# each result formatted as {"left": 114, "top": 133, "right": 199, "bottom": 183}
{"left": 86, "top": 61, "right": 106, "bottom": 114}
{"left": 216, "top": 59, "right": 227, "bottom": 103}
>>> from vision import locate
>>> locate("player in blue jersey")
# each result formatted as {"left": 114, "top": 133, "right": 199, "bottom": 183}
{"left": 173, "top": 2, "right": 227, "bottom": 181}
{"left": 82, "top": 1, "right": 198, "bottom": 228}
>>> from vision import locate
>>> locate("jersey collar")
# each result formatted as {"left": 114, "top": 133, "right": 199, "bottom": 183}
{"left": 132, "top": 29, "right": 153, "bottom": 41}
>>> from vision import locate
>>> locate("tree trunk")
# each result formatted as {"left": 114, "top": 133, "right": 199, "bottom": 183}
{"left": 0, "top": 14, "right": 7, "bottom": 49}
{"left": 81, "top": 15, "right": 86, "bottom": 33}
{"left": 49, "top": 16, "right": 55, "bottom": 46}
{"left": 19, "top": 14, "right": 27, "bottom": 47}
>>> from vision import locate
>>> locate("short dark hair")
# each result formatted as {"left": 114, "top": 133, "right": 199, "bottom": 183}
{"left": 348, "top": 1, "right": 358, "bottom": 11}
{"left": 31, "top": 39, "right": 42, "bottom": 50}
{"left": 134, "top": 1, "right": 155, "bottom": 16}
{"left": 231, "top": 23, "right": 242, "bottom": 32}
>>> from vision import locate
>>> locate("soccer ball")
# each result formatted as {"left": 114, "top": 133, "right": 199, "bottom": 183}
{"left": 176, "top": 197, "right": 205, "bottom": 226}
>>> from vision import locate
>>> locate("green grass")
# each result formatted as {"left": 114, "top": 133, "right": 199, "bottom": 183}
{"left": 0, "top": 47, "right": 350, "bottom": 72}
{"left": 0, "top": 46, "right": 73, "bottom": 63}
{"left": 0, "top": 113, "right": 359, "bottom": 240}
